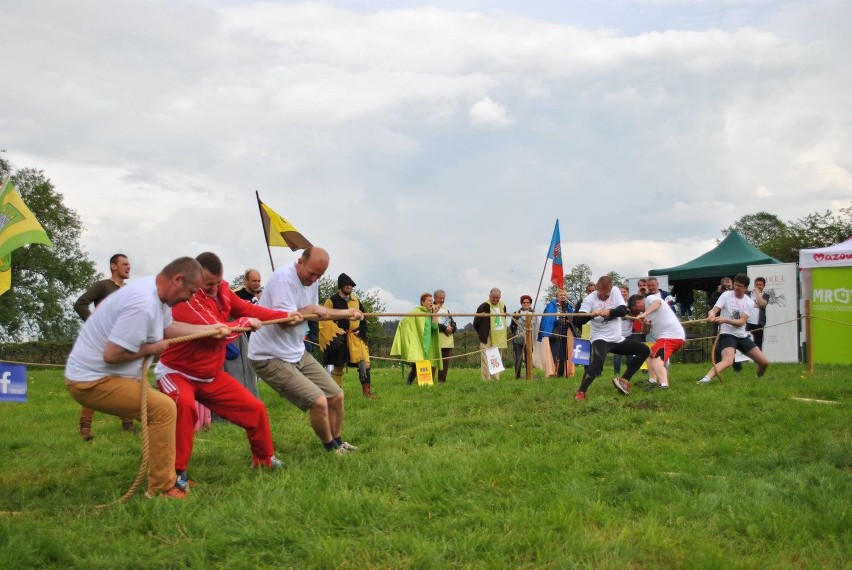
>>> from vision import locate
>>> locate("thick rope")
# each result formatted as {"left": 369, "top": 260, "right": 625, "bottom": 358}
{"left": 105, "top": 316, "right": 299, "bottom": 504}
{"left": 0, "top": 311, "right": 830, "bottom": 510}
{"left": 96, "top": 355, "right": 153, "bottom": 508}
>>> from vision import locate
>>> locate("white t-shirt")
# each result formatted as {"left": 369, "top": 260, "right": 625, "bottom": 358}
{"left": 65, "top": 276, "right": 173, "bottom": 381}
{"left": 645, "top": 293, "right": 685, "bottom": 340}
{"left": 714, "top": 290, "right": 755, "bottom": 338}
{"left": 248, "top": 262, "right": 315, "bottom": 363}
{"left": 747, "top": 290, "right": 762, "bottom": 325}
{"left": 579, "top": 288, "right": 626, "bottom": 343}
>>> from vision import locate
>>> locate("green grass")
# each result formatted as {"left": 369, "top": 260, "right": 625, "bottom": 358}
{"left": 1, "top": 363, "right": 850, "bottom": 569}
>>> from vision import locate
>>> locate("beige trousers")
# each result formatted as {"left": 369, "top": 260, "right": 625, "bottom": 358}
{"left": 66, "top": 376, "right": 177, "bottom": 495}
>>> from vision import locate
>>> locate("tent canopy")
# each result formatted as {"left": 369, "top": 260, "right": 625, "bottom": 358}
{"left": 798, "top": 237, "right": 852, "bottom": 268}
{"left": 649, "top": 230, "right": 780, "bottom": 294}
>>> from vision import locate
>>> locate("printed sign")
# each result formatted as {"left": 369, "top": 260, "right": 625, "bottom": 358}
{"left": 485, "top": 347, "right": 504, "bottom": 375}
{"left": 571, "top": 338, "right": 591, "bottom": 365}
{"left": 415, "top": 360, "right": 433, "bottom": 386}
{"left": 811, "top": 266, "right": 852, "bottom": 364}
{"left": 0, "top": 362, "right": 27, "bottom": 403}
{"left": 748, "top": 262, "right": 799, "bottom": 363}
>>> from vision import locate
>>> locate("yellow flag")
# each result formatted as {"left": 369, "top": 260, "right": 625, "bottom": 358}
{"left": 0, "top": 253, "right": 10, "bottom": 296}
{"left": 258, "top": 199, "right": 312, "bottom": 251}
{"left": 0, "top": 178, "right": 54, "bottom": 260}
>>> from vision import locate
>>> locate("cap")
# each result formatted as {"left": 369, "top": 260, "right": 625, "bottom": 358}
{"left": 338, "top": 273, "right": 356, "bottom": 288}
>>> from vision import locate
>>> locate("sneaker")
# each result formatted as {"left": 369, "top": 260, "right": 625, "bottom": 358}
{"left": 145, "top": 485, "right": 187, "bottom": 500}
{"left": 339, "top": 441, "right": 358, "bottom": 452}
{"left": 175, "top": 471, "right": 195, "bottom": 491}
{"left": 79, "top": 426, "right": 94, "bottom": 441}
{"left": 612, "top": 377, "right": 631, "bottom": 395}
{"left": 697, "top": 377, "right": 712, "bottom": 385}
{"left": 333, "top": 445, "right": 352, "bottom": 456}
{"left": 574, "top": 391, "right": 586, "bottom": 401}
{"left": 647, "top": 383, "right": 668, "bottom": 390}
{"left": 641, "top": 380, "right": 659, "bottom": 390}
{"left": 252, "top": 455, "right": 284, "bottom": 469}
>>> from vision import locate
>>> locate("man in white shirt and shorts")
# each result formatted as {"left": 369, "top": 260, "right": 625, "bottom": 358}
{"left": 698, "top": 273, "right": 769, "bottom": 384}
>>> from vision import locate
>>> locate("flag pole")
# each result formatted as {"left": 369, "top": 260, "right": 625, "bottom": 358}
{"left": 255, "top": 191, "right": 276, "bottom": 271}
{"left": 531, "top": 256, "right": 549, "bottom": 312}
{"left": 533, "top": 219, "right": 560, "bottom": 311}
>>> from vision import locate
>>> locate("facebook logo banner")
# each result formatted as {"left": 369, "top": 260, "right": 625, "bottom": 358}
{"left": 571, "top": 339, "right": 591, "bottom": 366}
{"left": 0, "top": 362, "right": 27, "bottom": 403}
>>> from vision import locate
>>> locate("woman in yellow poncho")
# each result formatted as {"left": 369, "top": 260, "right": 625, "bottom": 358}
{"left": 390, "top": 292, "right": 443, "bottom": 384}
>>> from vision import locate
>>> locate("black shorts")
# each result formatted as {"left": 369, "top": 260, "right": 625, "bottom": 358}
{"left": 718, "top": 334, "right": 757, "bottom": 354}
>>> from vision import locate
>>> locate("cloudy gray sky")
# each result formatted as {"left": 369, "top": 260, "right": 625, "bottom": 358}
{"left": 2, "top": 0, "right": 850, "bottom": 316}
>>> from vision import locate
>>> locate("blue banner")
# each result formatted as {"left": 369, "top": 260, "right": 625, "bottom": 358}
{"left": 0, "top": 362, "right": 27, "bottom": 403}
{"left": 571, "top": 338, "right": 591, "bottom": 365}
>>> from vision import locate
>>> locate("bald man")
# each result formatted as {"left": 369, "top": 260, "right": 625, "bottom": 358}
{"left": 248, "top": 247, "right": 362, "bottom": 455}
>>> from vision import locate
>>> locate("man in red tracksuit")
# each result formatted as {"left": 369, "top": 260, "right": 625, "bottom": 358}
{"left": 155, "top": 252, "right": 302, "bottom": 489}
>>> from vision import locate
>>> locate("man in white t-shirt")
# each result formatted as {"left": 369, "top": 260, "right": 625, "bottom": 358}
{"left": 698, "top": 273, "right": 769, "bottom": 384}
{"left": 249, "top": 246, "right": 364, "bottom": 455}
{"left": 65, "top": 257, "right": 229, "bottom": 499}
{"left": 572, "top": 275, "right": 651, "bottom": 400}
{"left": 629, "top": 291, "right": 686, "bottom": 389}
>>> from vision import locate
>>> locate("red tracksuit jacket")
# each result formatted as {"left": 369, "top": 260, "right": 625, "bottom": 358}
{"left": 159, "top": 281, "right": 288, "bottom": 379}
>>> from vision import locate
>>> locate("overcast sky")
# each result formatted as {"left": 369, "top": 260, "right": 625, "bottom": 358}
{"left": 2, "top": 0, "right": 850, "bottom": 317}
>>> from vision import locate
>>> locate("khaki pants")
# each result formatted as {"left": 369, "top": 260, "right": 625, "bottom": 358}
{"left": 66, "top": 376, "right": 177, "bottom": 495}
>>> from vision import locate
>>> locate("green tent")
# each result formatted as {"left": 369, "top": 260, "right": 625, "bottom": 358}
{"left": 649, "top": 230, "right": 780, "bottom": 300}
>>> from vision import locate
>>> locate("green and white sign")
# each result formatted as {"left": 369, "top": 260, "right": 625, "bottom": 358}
{"left": 811, "top": 267, "right": 852, "bottom": 364}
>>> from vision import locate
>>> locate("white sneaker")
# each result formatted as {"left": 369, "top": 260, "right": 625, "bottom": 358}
{"left": 339, "top": 441, "right": 358, "bottom": 452}
{"left": 334, "top": 445, "right": 352, "bottom": 456}
{"left": 697, "top": 377, "right": 712, "bottom": 385}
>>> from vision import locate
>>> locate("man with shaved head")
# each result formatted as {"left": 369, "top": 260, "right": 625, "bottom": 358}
{"left": 249, "top": 247, "right": 363, "bottom": 455}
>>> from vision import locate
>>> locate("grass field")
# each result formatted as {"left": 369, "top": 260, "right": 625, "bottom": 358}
{"left": 1, "top": 362, "right": 850, "bottom": 569}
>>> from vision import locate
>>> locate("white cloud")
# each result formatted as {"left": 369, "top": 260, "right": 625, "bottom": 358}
{"left": 1, "top": 0, "right": 850, "bottom": 316}
{"left": 468, "top": 96, "right": 515, "bottom": 127}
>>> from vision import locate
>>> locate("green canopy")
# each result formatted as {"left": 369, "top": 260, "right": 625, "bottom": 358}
{"left": 649, "top": 230, "right": 780, "bottom": 294}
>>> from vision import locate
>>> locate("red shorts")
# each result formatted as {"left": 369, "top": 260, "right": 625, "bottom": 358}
{"left": 650, "top": 338, "right": 684, "bottom": 362}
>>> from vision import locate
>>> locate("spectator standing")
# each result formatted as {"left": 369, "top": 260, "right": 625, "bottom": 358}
{"left": 72, "top": 253, "right": 136, "bottom": 440}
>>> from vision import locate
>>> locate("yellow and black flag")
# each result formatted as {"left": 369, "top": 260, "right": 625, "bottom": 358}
{"left": 257, "top": 194, "right": 312, "bottom": 252}
{"left": 0, "top": 177, "right": 54, "bottom": 296}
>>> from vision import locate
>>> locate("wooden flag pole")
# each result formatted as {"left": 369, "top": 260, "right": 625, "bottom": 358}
{"left": 255, "top": 191, "right": 276, "bottom": 271}
{"left": 531, "top": 255, "right": 549, "bottom": 312}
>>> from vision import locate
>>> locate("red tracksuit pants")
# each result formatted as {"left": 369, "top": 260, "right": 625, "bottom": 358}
{"left": 157, "top": 371, "right": 274, "bottom": 471}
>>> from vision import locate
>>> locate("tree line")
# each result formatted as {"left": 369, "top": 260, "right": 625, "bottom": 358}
{"left": 2, "top": 152, "right": 850, "bottom": 342}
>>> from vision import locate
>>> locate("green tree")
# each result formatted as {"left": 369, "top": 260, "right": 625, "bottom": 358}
{"left": 723, "top": 212, "right": 789, "bottom": 247}
{"left": 0, "top": 154, "right": 99, "bottom": 340}
{"left": 723, "top": 204, "right": 852, "bottom": 262}
{"left": 317, "top": 275, "right": 387, "bottom": 341}
{"left": 788, "top": 204, "right": 852, "bottom": 251}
